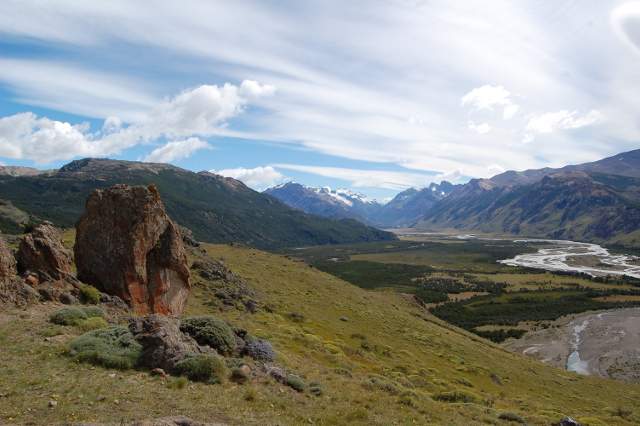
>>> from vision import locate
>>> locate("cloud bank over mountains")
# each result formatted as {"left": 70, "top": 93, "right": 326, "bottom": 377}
{"left": 0, "top": 1, "right": 639, "bottom": 194}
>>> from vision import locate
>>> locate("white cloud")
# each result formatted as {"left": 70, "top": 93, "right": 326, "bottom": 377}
{"left": 462, "top": 84, "right": 519, "bottom": 121}
{"left": 214, "top": 166, "right": 284, "bottom": 190}
{"left": 611, "top": 2, "right": 640, "bottom": 54}
{"left": 468, "top": 121, "right": 491, "bottom": 134}
{"left": 0, "top": 112, "right": 96, "bottom": 162}
{"left": 503, "top": 104, "right": 520, "bottom": 120}
{"left": 0, "top": 80, "right": 274, "bottom": 164}
{"left": 273, "top": 164, "right": 449, "bottom": 190}
{"left": 239, "top": 80, "right": 277, "bottom": 98}
{"left": 524, "top": 110, "right": 603, "bottom": 141}
{"left": 143, "top": 137, "right": 210, "bottom": 163}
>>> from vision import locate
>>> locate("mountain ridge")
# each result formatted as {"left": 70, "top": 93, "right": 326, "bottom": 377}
{"left": 0, "top": 158, "right": 395, "bottom": 248}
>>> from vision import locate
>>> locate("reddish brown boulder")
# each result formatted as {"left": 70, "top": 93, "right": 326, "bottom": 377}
{"left": 74, "top": 184, "right": 190, "bottom": 315}
{"left": 16, "top": 222, "right": 73, "bottom": 280}
{"left": 0, "top": 235, "right": 16, "bottom": 283}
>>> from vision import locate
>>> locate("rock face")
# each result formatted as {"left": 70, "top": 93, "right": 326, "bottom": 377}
{"left": 0, "top": 236, "right": 16, "bottom": 283}
{"left": 129, "top": 315, "right": 212, "bottom": 373}
{"left": 75, "top": 184, "right": 190, "bottom": 315}
{"left": 16, "top": 222, "right": 73, "bottom": 280}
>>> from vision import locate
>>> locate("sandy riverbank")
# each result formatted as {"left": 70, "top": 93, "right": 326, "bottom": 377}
{"left": 504, "top": 307, "right": 640, "bottom": 383}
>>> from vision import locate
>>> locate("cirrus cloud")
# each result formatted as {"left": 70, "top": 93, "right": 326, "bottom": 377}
{"left": 143, "top": 137, "right": 210, "bottom": 163}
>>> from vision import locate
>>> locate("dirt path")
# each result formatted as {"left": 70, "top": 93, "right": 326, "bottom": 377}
{"left": 504, "top": 307, "right": 640, "bottom": 383}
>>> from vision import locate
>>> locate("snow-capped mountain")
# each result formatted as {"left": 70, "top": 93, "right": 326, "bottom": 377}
{"left": 264, "top": 181, "right": 458, "bottom": 227}
{"left": 264, "top": 182, "right": 382, "bottom": 224}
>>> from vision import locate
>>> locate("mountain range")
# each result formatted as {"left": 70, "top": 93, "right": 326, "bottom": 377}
{"left": 265, "top": 181, "right": 458, "bottom": 227}
{"left": 266, "top": 149, "right": 640, "bottom": 247}
{"left": 0, "top": 158, "right": 394, "bottom": 249}
{"left": 417, "top": 149, "right": 640, "bottom": 247}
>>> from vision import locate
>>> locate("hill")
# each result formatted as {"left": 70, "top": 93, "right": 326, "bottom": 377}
{"left": 1, "top": 237, "right": 639, "bottom": 425}
{"left": 0, "top": 158, "right": 395, "bottom": 249}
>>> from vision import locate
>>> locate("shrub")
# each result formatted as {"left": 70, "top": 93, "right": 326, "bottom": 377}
{"left": 309, "top": 382, "right": 323, "bottom": 396}
{"left": 286, "top": 374, "right": 306, "bottom": 392}
{"left": 287, "top": 312, "right": 305, "bottom": 323}
{"left": 77, "top": 317, "right": 109, "bottom": 332}
{"left": 69, "top": 326, "right": 142, "bottom": 370}
{"left": 82, "top": 306, "right": 105, "bottom": 318}
{"left": 50, "top": 306, "right": 105, "bottom": 326}
{"left": 498, "top": 412, "right": 525, "bottom": 423}
{"left": 79, "top": 284, "right": 101, "bottom": 304}
{"left": 363, "top": 375, "right": 399, "bottom": 395}
{"left": 175, "top": 354, "right": 227, "bottom": 384}
{"left": 180, "top": 317, "right": 236, "bottom": 355}
{"left": 50, "top": 307, "right": 88, "bottom": 326}
{"left": 244, "top": 339, "right": 276, "bottom": 362}
{"left": 433, "top": 390, "right": 480, "bottom": 404}
{"left": 230, "top": 367, "right": 250, "bottom": 384}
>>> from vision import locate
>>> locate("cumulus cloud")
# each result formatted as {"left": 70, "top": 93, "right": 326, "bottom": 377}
{"left": 461, "top": 85, "right": 519, "bottom": 120}
{"left": 468, "top": 121, "right": 491, "bottom": 134}
{"left": 0, "top": 112, "right": 96, "bottom": 162}
{"left": 273, "top": 164, "right": 445, "bottom": 190}
{"left": 0, "top": 80, "right": 275, "bottom": 164}
{"left": 524, "top": 110, "right": 603, "bottom": 142}
{"left": 612, "top": 2, "right": 640, "bottom": 53}
{"left": 143, "top": 137, "right": 210, "bottom": 163}
{"left": 213, "top": 166, "right": 284, "bottom": 190}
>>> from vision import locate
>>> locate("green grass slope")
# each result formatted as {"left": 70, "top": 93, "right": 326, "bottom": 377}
{"left": 1, "top": 241, "right": 639, "bottom": 425}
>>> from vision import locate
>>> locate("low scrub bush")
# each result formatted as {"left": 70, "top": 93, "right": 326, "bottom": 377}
{"left": 498, "top": 412, "right": 525, "bottom": 423}
{"left": 175, "top": 354, "right": 227, "bottom": 384}
{"left": 50, "top": 306, "right": 104, "bottom": 326}
{"left": 76, "top": 317, "right": 109, "bottom": 332}
{"left": 68, "top": 326, "right": 142, "bottom": 369}
{"left": 433, "top": 390, "right": 480, "bottom": 404}
{"left": 286, "top": 374, "right": 306, "bottom": 392}
{"left": 180, "top": 316, "right": 236, "bottom": 355}
{"left": 78, "top": 284, "right": 101, "bottom": 304}
{"left": 244, "top": 339, "right": 276, "bottom": 361}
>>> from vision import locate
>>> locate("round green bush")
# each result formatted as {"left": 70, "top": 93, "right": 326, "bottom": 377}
{"left": 175, "top": 354, "right": 227, "bottom": 384}
{"left": 79, "top": 284, "right": 101, "bottom": 304}
{"left": 498, "top": 412, "right": 525, "bottom": 423}
{"left": 286, "top": 374, "right": 306, "bottom": 392}
{"left": 180, "top": 316, "right": 236, "bottom": 355}
{"left": 76, "top": 317, "right": 109, "bottom": 332}
{"left": 68, "top": 326, "right": 142, "bottom": 370}
{"left": 49, "top": 306, "right": 105, "bottom": 326}
{"left": 433, "top": 390, "right": 480, "bottom": 404}
{"left": 50, "top": 307, "right": 87, "bottom": 326}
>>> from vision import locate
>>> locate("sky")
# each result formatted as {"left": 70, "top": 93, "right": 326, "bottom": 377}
{"left": 0, "top": 1, "right": 639, "bottom": 201}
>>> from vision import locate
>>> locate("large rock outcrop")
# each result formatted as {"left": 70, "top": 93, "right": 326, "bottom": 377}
{"left": 16, "top": 222, "right": 73, "bottom": 280}
{"left": 75, "top": 184, "right": 190, "bottom": 315}
{"left": 129, "top": 315, "right": 212, "bottom": 373}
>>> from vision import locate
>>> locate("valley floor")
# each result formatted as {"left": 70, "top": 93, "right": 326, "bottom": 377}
{"left": 504, "top": 307, "right": 640, "bottom": 383}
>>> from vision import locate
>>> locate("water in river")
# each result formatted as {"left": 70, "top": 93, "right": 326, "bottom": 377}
{"left": 498, "top": 239, "right": 640, "bottom": 279}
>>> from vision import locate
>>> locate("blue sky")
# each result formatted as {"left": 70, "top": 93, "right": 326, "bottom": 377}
{"left": 1, "top": 1, "right": 639, "bottom": 201}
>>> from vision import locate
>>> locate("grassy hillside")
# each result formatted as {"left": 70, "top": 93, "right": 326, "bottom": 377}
{"left": 1, "top": 237, "right": 639, "bottom": 425}
{"left": 0, "top": 158, "right": 394, "bottom": 250}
